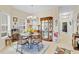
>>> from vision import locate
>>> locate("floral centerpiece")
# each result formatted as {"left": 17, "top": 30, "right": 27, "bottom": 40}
{"left": 25, "top": 26, "right": 34, "bottom": 36}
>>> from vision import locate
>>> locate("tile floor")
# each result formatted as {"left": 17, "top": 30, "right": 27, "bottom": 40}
{"left": 0, "top": 40, "right": 54, "bottom": 54}
{"left": 0, "top": 33, "right": 79, "bottom": 54}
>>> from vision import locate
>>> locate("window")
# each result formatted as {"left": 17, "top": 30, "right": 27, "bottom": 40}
{"left": 0, "top": 13, "right": 10, "bottom": 37}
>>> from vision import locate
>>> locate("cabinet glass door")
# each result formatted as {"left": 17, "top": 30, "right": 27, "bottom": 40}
{"left": 42, "top": 21, "right": 48, "bottom": 40}
{"left": 40, "top": 17, "right": 53, "bottom": 41}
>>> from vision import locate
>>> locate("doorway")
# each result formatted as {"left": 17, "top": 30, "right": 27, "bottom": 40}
{"left": 59, "top": 12, "right": 73, "bottom": 42}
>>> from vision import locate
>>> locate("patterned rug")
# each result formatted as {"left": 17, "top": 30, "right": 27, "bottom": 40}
{"left": 12, "top": 43, "right": 49, "bottom": 54}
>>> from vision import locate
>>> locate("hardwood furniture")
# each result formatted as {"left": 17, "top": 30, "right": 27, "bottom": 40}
{"left": 32, "top": 32, "right": 42, "bottom": 44}
{"left": 5, "top": 31, "right": 20, "bottom": 47}
{"left": 31, "top": 32, "right": 41, "bottom": 39}
{"left": 28, "top": 32, "right": 42, "bottom": 49}
{"left": 72, "top": 34, "right": 79, "bottom": 50}
{"left": 11, "top": 29, "right": 19, "bottom": 42}
{"left": 11, "top": 32, "right": 20, "bottom": 42}
{"left": 16, "top": 33, "right": 43, "bottom": 53}
{"left": 16, "top": 36, "right": 29, "bottom": 54}
{"left": 5, "top": 37, "right": 12, "bottom": 46}
{"left": 40, "top": 16, "right": 53, "bottom": 41}
{"left": 17, "top": 36, "right": 29, "bottom": 45}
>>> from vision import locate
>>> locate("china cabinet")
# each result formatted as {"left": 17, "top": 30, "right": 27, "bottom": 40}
{"left": 40, "top": 17, "right": 53, "bottom": 41}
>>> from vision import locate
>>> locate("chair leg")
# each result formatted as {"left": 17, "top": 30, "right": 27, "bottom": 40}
{"left": 37, "top": 44, "right": 40, "bottom": 51}
{"left": 40, "top": 42, "right": 43, "bottom": 48}
{"left": 28, "top": 43, "right": 33, "bottom": 49}
{"left": 41, "top": 44, "right": 43, "bottom": 48}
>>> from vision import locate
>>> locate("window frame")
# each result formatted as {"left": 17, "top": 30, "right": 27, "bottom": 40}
{"left": 0, "top": 12, "right": 11, "bottom": 39}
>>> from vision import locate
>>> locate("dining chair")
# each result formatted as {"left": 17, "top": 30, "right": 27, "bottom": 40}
{"left": 16, "top": 35, "right": 29, "bottom": 54}
{"left": 31, "top": 34, "right": 43, "bottom": 51}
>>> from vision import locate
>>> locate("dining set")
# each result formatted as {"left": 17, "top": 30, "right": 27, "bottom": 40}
{"left": 16, "top": 32, "right": 43, "bottom": 54}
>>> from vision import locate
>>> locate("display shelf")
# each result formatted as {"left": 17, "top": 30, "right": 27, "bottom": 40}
{"left": 27, "top": 17, "right": 40, "bottom": 33}
{"left": 40, "top": 16, "right": 53, "bottom": 41}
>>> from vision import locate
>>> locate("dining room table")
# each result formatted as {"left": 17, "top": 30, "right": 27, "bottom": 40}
{"left": 20, "top": 32, "right": 41, "bottom": 48}
{"left": 16, "top": 32, "right": 42, "bottom": 53}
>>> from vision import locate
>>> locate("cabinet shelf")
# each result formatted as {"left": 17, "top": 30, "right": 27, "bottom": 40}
{"left": 40, "top": 17, "right": 53, "bottom": 41}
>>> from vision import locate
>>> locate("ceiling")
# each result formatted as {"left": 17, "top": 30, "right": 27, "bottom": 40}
{"left": 12, "top": 5, "right": 58, "bottom": 17}
{"left": 12, "top": 5, "right": 76, "bottom": 17}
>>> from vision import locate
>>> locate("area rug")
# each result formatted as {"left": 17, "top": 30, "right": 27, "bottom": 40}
{"left": 12, "top": 43, "right": 49, "bottom": 54}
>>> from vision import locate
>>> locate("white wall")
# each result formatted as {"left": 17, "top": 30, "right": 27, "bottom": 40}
{"left": 0, "top": 5, "right": 32, "bottom": 29}
{"left": 58, "top": 6, "right": 75, "bottom": 41}
{"left": 35, "top": 6, "right": 59, "bottom": 18}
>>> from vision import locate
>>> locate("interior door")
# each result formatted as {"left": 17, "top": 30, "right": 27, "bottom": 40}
{"left": 59, "top": 12, "right": 73, "bottom": 41}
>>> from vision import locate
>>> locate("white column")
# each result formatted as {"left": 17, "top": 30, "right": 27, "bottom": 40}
{"left": 8, "top": 15, "right": 11, "bottom": 36}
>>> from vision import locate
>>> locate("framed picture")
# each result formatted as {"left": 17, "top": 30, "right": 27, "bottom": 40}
{"left": 55, "top": 19, "right": 58, "bottom": 26}
{"left": 13, "top": 17, "right": 18, "bottom": 23}
{"left": 77, "top": 13, "right": 79, "bottom": 23}
{"left": 62, "top": 22, "right": 67, "bottom": 32}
